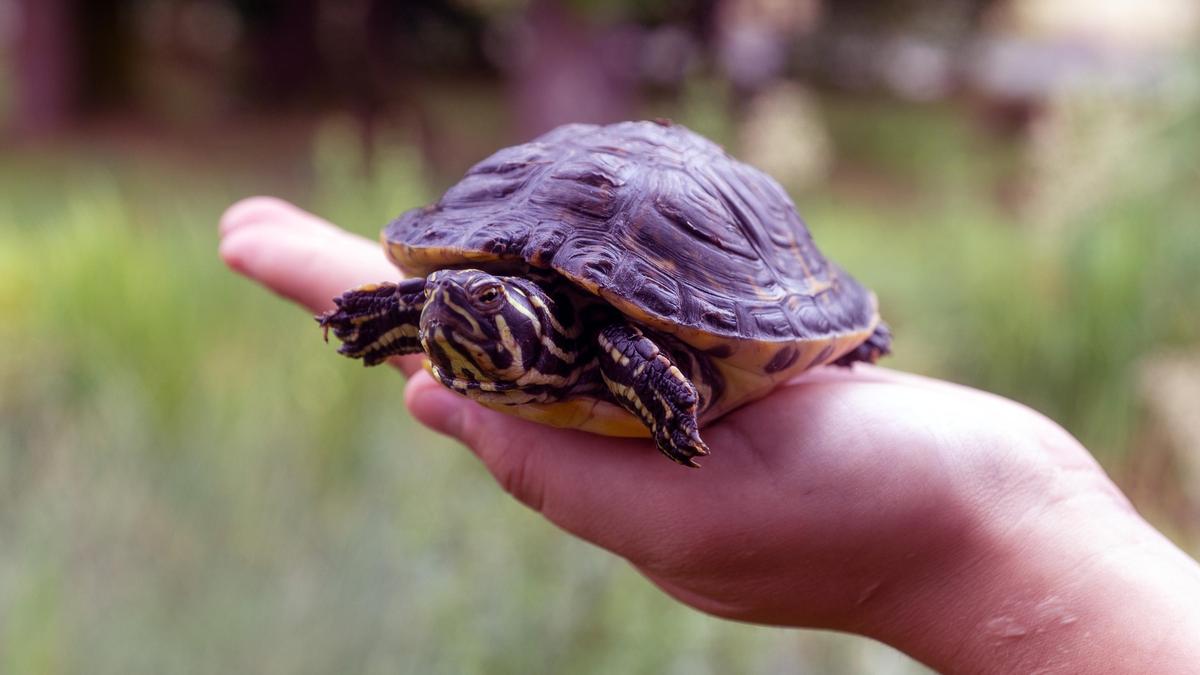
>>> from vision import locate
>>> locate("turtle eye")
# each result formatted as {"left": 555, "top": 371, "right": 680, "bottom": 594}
{"left": 474, "top": 285, "right": 502, "bottom": 306}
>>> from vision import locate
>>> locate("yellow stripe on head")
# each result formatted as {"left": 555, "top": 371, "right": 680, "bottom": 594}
{"left": 493, "top": 314, "right": 524, "bottom": 373}
{"left": 440, "top": 289, "right": 483, "bottom": 337}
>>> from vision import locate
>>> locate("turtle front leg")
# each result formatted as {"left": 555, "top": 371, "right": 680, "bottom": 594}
{"left": 597, "top": 323, "right": 711, "bottom": 467}
{"left": 317, "top": 278, "right": 426, "bottom": 366}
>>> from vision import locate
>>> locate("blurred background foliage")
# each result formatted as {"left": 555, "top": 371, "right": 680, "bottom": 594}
{"left": 1, "top": 0, "right": 1199, "bottom": 672}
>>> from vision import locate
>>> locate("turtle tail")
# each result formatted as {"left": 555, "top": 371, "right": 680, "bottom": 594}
{"left": 317, "top": 278, "right": 427, "bottom": 366}
{"left": 834, "top": 322, "right": 892, "bottom": 367}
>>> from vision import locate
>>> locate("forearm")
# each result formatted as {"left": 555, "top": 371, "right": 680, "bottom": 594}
{"left": 870, "top": 495, "right": 1200, "bottom": 673}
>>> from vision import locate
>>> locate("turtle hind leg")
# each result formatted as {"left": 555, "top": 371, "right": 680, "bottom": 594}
{"left": 834, "top": 322, "right": 893, "bottom": 367}
{"left": 597, "top": 323, "right": 710, "bottom": 468}
{"left": 317, "top": 277, "right": 426, "bottom": 366}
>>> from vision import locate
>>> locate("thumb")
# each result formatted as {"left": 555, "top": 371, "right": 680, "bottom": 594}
{"left": 404, "top": 372, "right": 556, "bottom": 510}
{"left": 404, "top": 372, "right": 696, "bottom": 559}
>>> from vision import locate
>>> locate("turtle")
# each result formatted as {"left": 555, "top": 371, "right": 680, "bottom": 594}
{"left": 318, "top": 120, "right": 891, "bottom": 467}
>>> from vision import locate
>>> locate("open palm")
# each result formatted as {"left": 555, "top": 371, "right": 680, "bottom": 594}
{"left": 221, "top": 198, "right": 1196, "bottom": 672}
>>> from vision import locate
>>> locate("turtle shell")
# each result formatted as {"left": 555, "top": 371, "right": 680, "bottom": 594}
{"left": 383, "top": 120, "right": 880, "bottom": 369}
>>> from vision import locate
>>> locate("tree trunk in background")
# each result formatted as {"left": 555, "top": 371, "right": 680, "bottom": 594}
{"left": 75, "top": 0, "right": 135, "bottom": 115}
{"left": 510, "top": 0, "right": 637, "bottom": 139}
{"left": 233, "top": 0, "right": 324, "bottom": 108}
{"left": 12, "top": 0, "right": 75, "bottom": 136}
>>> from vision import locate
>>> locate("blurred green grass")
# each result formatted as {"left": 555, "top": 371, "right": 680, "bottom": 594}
{"left": 1, "top": 97, "right": 1197, "bottom": 673}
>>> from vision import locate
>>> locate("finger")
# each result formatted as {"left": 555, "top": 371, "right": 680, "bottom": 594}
{"left": 218, "top": 196, "right": 423, "bottom": 376}
{"left": 796, "top": 364, "right": 981, "bottom": 400}
{"left": 219, "top": 196, "right": 397, "bottom": 310}
{"left": 804, "top": 364, "right": 1061, "bottom": 429}
{"left": 797, "top": 364, "right": 926, "bottom": 387}
{"left": 404, "top": 372, "right": 729, "bottom": 561}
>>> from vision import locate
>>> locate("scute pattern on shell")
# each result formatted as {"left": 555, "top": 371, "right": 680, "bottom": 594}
{"left": 386, "top": 120, "right": 877, "bottom": 342}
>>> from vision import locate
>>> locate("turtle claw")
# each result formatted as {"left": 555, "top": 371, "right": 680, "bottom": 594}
{"left": 674, "top": 446, "right": 707, "bottom": 469}
{"left": 657, "top": 424, "right": 710, "bottom": 468}
{"left": 317, "top": 280, "right": 427, "bottom": 366}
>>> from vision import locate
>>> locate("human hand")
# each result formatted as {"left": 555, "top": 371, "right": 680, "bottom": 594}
{"left": 220, "top": 197, "right": 1200, "bottom": 673}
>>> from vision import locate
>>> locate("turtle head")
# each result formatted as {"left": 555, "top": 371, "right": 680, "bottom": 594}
{"left": 419, "top": 269, "right": 578, "bottom": 394}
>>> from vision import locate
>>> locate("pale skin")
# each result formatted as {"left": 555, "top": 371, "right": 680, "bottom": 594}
{"left": 220, "top": 197, "right": 1200, "bottom": 673}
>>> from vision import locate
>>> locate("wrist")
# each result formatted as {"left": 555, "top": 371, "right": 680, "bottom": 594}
{"left": 869, "top": 482, "right": 1200, "bottom": 673}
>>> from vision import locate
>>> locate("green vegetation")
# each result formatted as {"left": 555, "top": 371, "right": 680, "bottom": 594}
{"left": 1, "top": 95, "right": 1196, "bottom": 673}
